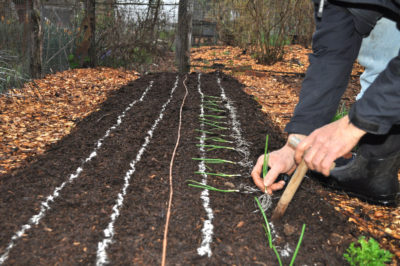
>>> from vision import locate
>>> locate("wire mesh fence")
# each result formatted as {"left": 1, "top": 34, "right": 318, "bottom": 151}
{"left": 0, "top": 0, "right": 187, "bottom": 93}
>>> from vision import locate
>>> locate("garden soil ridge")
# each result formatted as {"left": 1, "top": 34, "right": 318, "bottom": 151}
{"left": 0, "top": 72, "right": 369, "bottom": 265}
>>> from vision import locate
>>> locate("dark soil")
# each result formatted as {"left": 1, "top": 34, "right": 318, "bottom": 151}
{"left": 0, "top": 72, "right": 361, "bottom": 265}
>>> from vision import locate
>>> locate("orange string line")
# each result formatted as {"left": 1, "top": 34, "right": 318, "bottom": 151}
{"left": 161, "top": 74, "right": 189, "bottom": 266}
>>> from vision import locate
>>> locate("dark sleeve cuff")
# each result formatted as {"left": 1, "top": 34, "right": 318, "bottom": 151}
{"left": 348, "top": 106, "right": 392, "bottom": 135}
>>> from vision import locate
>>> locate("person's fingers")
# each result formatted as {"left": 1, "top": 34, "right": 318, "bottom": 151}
{"left": 320, "top": 152, "right": 337, "bottom": 176}
{"left": 251, "top": 155, "right": 265, "bottom": 191}
{"left": 269, "top": 180, "right": 285, "bottom": 192}
{"left": 263, "top": 165, "right": 282, "bottom": 187}
{"left": 294, "top": 138, "right": 310, "bottom": 164}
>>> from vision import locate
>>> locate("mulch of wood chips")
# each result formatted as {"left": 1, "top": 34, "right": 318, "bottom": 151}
{"left": 0, "top": 45, "right": 399, "bottom": 260}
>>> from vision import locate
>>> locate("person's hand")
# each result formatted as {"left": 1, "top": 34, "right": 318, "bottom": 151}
{"left": 295, "top": 115, "right": 366, "bottom": 176}
{"left": 251, "top": 134, "right": 304, "bottom": 194}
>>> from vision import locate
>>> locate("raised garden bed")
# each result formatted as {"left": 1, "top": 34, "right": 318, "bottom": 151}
{"left": 0, "top": 72, "right": 374, "bottom": 265}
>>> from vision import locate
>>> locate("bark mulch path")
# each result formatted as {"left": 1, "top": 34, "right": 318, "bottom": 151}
{"left": 0, "top": 72, "right": 371, "bottom": 265}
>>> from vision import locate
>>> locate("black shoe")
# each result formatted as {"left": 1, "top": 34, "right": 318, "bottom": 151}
{"left": 317, "top": 152, "right": 400, "bottom": 206}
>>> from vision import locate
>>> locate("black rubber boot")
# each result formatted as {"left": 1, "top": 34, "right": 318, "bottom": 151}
{"left": 310, "top": 125, "right": 400, "bottom": 206}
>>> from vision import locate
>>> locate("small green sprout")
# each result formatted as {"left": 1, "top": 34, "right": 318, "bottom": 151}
{"left": 187, "top": 180, "right": 238, "bottom": 193}
{"left": 195, "top": 137, "right": 233, "bottom": 143}
{"left": 262, "top": 134, "right": 270, "bottom": 193}
{"left": 195, "top": 171, "right": 241, "bottom": 178}
{"left": 204, "top": 106, "right": 225, "bottom": 113}
{"left": 343, "top": 236, "right": 393, "bottom": 266}
{"left": 200, "top": 114, "right": 226, "bottom": 119}
{"left": 191, "top": 158, "right": 236, "bottom": 164}
{"left": 255, "top": 197, "right": 306, "bottom": 266}
{"left": 196, "top": 144, "right": 235, "bottom": 151}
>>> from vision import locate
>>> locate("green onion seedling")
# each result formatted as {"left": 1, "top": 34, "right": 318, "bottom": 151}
{"left": 262, "top": 134, "right": 269, "bottom": 193}
{"left": 187, "top": 180, "right": 239, "bottom": 193}
{"left": 199, "top": 118, "right": 227, "bottom": 125}
{"left": 202, "top": 121, "right": 228, "bottom": 130}
{"left": 195, "top": 129, "right": 228, "bottom": 137}
{"left": 204, "top": 106, "right": 225, "bottom": 113}
{"left": 255, "top": 197, "right": 306, "bottom": 266}
{"left": 195, "top": 171, "right": 241, "bottom": 178}
{"left": 192, "top": 158, "right": 236, "bottom": 164}
{"left": 203, "top": 94, "right": 221, "bottom": 100}
{"left": 196, "top": 144, "right": 235, "bottom": 151}
{"left": 200, "top": 114, "right": 226, "bottom": 119}
{"left": 195, "top": 137, "right": 233, "bottom": 143}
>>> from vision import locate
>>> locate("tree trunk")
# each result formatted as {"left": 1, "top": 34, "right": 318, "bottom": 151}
{"left": 29, "top": 0, "right": 42, "bottom": 79}
{"left": 175, "top": 0, "right": 193, "bottom": 74}
{"left": 85, "top": 0, "right": 96, "bottom": 67}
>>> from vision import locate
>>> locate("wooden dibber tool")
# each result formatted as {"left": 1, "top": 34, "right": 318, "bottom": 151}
{"left": 271, "top": 136, "right": 335, "bottom": 221}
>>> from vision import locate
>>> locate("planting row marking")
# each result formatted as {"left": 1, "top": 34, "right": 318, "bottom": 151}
{"left": 161, "top": 75, "right": 189, "bottom": 266}
{"left": 0, "top": 81, "right": 154, "bottom": 265}
{"left": 196, "top": 73, "right": 215, "bottom": 257}
{"left": 217, "top": 77, "right": 282, "bottom": 252}
{"left": 216, "top": 77, "right": 252, "bottom": 172}
{"left": 96, "top": 76, "right": 179, "bottom": 266}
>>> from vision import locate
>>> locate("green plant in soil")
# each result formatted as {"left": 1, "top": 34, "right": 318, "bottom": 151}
{"left": 332, "top": 102, "right": 348, "bottom": 122}
{"left": 187, "top": 180, "right": 239, "bottom": 193}
{"left": 262, "top": 134, "right": 270, "bottom": 193}
{"left": 195, "top": 129, "right": 228, "bottom": 137}
{"left": 343, "top": 236, "right": 393, "bottom": 266}
{"left": 196, "top": 144, "right": 235, "bottom": 151}
{"left": 196, "top": 137, "right": 233, "bottom": 143}
{"left": 255, "top": 197, "right": 306, "bottom": 266}
{"left": 199, "top": 118, "right": 227, "bottom": 124}
{"left": 195, "top": 171, "right": 241, "bottom": 178}
{"left": 192, "top": 158, "right": 236, "bottom": 164}
{"left": 200, "top": 114, "right": 226, "bottom": 119}
{"left": 204, "top": 105, "right": 226, "bottom": 113}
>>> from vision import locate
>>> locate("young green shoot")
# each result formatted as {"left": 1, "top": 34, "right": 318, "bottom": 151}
{"left": 203, "top": 94, "right": 221, "bottom": 100}
{"left": 255, "top": 196, "right": 306, "bottom": 266}
{"left": 192, "top": 158, "right": 236, "bottom": 164}
{"left": 262, "top": 134, "right": 270, "bottom": 193}
{"left": 200, "top": 114, "right": 226, "bottom": 119}
{"left": 199, "top": 118, "right": 227, "bottom": 125}
{"left": 202, "top": 121, "right": 228, "bottom": 130}
{"left": 290, "top": 224, "right": 306, "bottom": 266}
{"left": 204, "top": 105, "right": 225, "bottom": 113}
{"left": 196, "top": 144, "right": 235, "bottom": 151}
{"left": 195, "top": 136, "right": 233, "bottom": 143}
{"left": 195, "top": 129, "right": 228, "bottom": 137}
{"left": 187, "top": 180, "right": 239, "bottom": 193}
{"left": 195, "top": 171, "right": 241, "bottom": 178}
{"left": 203, "top": 100, "right": 220, "bottom": 107}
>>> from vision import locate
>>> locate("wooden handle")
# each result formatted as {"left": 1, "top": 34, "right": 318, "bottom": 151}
{"left": 271, "top": 160, "right": 308, "bottom": 221}
{"left": 271, "top": 135, "right": 336, "bottom": 221}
